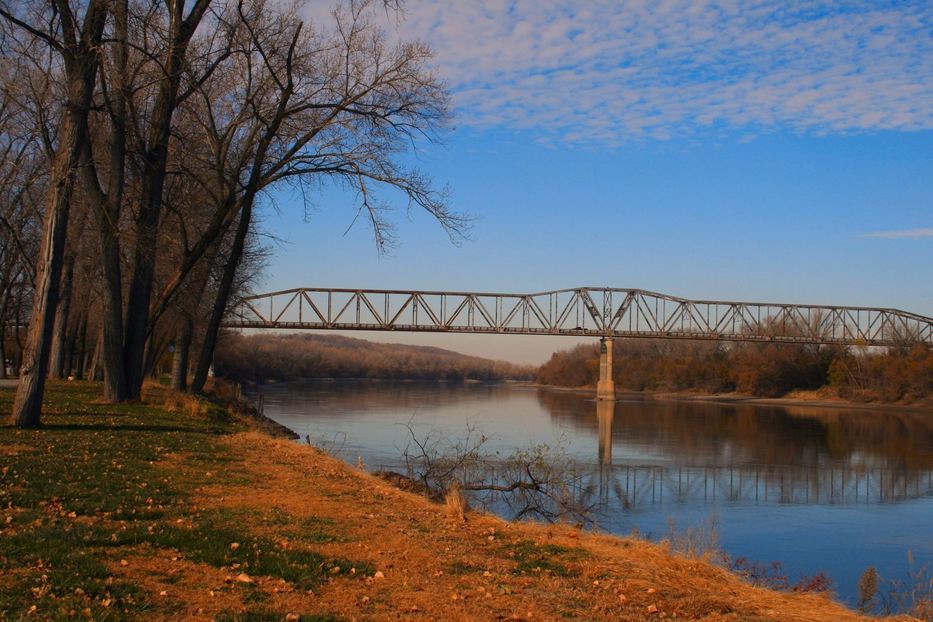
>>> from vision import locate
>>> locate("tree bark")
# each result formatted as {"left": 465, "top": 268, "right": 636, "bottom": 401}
{"left": 191, "top": 199, "right": 254, "bottom": 392}
{"left": 0, "top": 325, "right": 6, "bottom": 379}
{"left": 122, "top": 0, "right": 212, "bottom": 400}
{"left": 13, "top": 302, "right": 23, "bottom": 373}
{"left": 74, "top": 313, "right": 87, "bottom": 380}
{"left": 10, "top": 0, "right": 107, "bottom": 427}
{"left": 49, "top": 255, "right": 74, "bottom": 379}
{"left": 171, "top": 317, "right": 193, "bottom": 390}
{"left": 88, "top": 330, "right": 103, "bottom": 382}
{"left": 98, "top": 0, "right": 129, "bottom": 401}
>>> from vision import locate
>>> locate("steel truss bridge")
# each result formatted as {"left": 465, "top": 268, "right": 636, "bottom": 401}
{"left": 225, "top": 287, "right": 933, "bottom": 347}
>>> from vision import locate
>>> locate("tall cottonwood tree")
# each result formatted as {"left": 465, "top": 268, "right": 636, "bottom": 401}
{"left": 1, "top": 0, "right": 107, "bottom": 427}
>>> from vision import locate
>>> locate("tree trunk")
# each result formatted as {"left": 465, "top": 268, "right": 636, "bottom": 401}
{"left": 63, "top": 326, "right": 76, "bottom": 379}
{"left": 0, "top": 293, "right": 7, "bottom": 379}
{"left": 74, "top": 313, "right": 87, "bottom": 380}
{"left": 122, "top": 0, "right": 211, "bottom": 400}
{"left": 171, "top": 318, "right": 192, "bottom": 390}
{"left": 85, "top": 0, "right": 129, "bottom": 401}
{"left": 191, "top": 200, "right": 255, "bottom": 393}
{"left": 10, "top": 0, "right": 107, "bottom": 427}
{"left": 142, "top": 332, "right": 170, "bottom": 380}
{"left": 0, "top": 325, "right": 6, "bottom": 379}
{"left": 88, "top": 330, "right": 103, "bottom": 381}
{"left": 13, "top": 303, "right": 23, "bottom": 373}
{"left": 49, "top": 255, "right": 75, "bottom": 379}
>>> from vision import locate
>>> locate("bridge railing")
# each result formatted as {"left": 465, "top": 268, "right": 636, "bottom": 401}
{"left": 223, "top": 287, "right": 933, "bottom": 347}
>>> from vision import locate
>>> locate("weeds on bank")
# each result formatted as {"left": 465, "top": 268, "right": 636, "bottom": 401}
{"left": 664, "top": 515, "right": 832, "bottom": 595}
{"left": 858, "top": 554, "right": 933, "bottom": 619}
{"left": 665, "top": 514, "right": 722, "bottom": 561}
{"left": 0, "top": 382, "right": 365, "bottom": 620}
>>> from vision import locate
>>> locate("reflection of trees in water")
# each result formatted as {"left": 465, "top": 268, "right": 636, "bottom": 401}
{"left": 536, "top": 390, "right": 933, "bottom": 471}
{"left": 258, "top": 381, "right": 932, "bottom": 512}
{"left": 540, "top": 391, "right": 933, "bottom": 511}
{"left": 248, "top": 379, "right": 527, "bottom": 413}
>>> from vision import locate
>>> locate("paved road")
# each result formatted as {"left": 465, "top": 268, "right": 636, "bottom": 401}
{"left": 0, "top": 379, "right": 17, "bottom": 388}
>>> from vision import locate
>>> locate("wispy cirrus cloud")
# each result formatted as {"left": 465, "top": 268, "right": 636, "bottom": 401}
{"left": 861, "top": 228, "right": 933, "bottom": 239}
{"left": 375, "top": 1, "right": 933, "bottom": 145}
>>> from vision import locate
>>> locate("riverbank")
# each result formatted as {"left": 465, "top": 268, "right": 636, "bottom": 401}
{"left": 0, "top": 382, "right": 921, "bottom": 621}
{"left": 524, "top": 382, "right": 933, "bottom": 414}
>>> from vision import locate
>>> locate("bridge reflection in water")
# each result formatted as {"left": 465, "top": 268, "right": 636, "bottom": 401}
{"left": 247, "top": 380, "right": 932, "bottom": 605}
{"left": 590, "top": 399, "right": 932, "bottom": 510}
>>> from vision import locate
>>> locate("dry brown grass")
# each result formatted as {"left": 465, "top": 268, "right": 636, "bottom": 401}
{"left": 445, "top": 481, "right": 469, "bottom": 521}
{"left": 183, "top": 429, "right": 922, "bottom": 622}
{"left": 158, "top": 390, "right": 209, "bottom": 418}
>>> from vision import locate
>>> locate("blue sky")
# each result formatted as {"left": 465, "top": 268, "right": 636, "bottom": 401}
{"left": 259, "top": 0, "right": 933, "bottom": 364}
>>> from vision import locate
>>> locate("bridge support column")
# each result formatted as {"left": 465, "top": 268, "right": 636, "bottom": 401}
{"left": 596, "top": 337, "right": 615, "bottom": 400}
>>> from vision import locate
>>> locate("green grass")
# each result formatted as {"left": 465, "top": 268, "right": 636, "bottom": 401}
{"left": 504, "top": 539, "right": 587, "bottom": 577}
{"left": 0, "top": 382, "right": 363, "bottom": 621}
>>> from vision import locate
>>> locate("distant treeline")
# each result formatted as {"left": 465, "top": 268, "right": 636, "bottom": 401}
{"left": 215, "top": 333, "right": 535, "bottom": 383}
{"left": 536, "top": 340, "right": 933, "bottom": 402}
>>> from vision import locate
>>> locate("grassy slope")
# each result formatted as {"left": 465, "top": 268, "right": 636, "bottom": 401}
{"left": 0, "top": 382, "right": 915, "bottom": 621}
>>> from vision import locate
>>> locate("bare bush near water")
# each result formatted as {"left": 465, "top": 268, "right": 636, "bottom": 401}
{"left": 397, "top": 421, "right": 596, "bottom": 524}
{"left": 857, "top": 553, "right": 933, "bottom": 619}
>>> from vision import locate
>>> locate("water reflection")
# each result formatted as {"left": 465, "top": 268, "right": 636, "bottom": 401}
{"left": 583, "top": 395, "right": 932, "bottom": 509}
{"left": 250, "top": 380, "right": 933, "bottom": 605}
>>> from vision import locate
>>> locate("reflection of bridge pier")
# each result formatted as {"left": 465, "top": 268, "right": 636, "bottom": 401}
{"left": 596, "top": 400, "right": 614, "bottom": 504}
{"left": 597, "top": 400, "right": 614, "bottom": 464}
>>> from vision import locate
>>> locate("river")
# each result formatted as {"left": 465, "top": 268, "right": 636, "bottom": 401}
{"left": 245, "top": 379, "right": 933, "bottom": 607}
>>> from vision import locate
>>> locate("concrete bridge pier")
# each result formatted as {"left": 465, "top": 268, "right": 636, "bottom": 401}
{"left": 596, "top": 337, "right": 615, "bottom": 400}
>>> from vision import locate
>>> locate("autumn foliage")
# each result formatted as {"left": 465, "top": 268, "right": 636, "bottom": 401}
{"left": 536, "top": 339, "right": 933, "bottom": 402}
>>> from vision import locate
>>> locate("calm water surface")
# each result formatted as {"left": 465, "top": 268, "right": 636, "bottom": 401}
{"left": 246, "top": 380, "right": 933, "bottom": 606}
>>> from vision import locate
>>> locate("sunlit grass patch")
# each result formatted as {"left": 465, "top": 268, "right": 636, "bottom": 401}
{"left": 0, "top": 382, "right": 369, "bottom": 620}
{"left": 148, "top": 508, "right": 371, "bottom": 588}
{"left": 226, "top": 507, "right": 343, "bottom": 543}
{"left": 504, "top": 539, "right": 587, "bottom": 577}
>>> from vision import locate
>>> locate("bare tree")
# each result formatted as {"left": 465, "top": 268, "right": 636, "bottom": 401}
{"left": 189, "top": 0, "right": 464, "bottom": 391}
{"left": 0, "top": 0, "right": 463, "bottom": 417}
{"left": 2, "top": 0, "right": 107, "bottom": 427}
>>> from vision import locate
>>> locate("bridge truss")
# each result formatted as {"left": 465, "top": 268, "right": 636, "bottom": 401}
{"left": 224, "top": 287, "right": 933, "bottom": 347}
